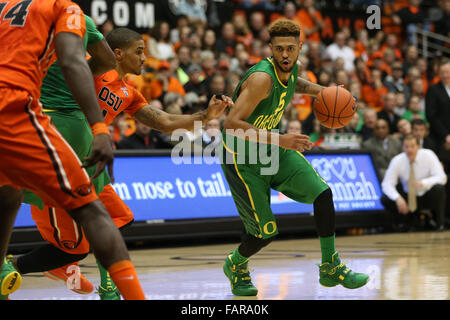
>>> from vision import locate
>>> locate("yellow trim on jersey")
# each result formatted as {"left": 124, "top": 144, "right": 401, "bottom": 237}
{"left": 267, "top": 57, "right": 287, "bottom": 89}
{"left": 232, "top": 153, "right": 263, "bottom": 237}
{"left": 223, "top": 140, "right": 237, "bottom": 155}
{"left": 42, "top": 108, "right": 58, "bottom": 112}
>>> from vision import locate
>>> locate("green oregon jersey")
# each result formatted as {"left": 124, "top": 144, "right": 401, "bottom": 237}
{"left": 223, "top": 58, "right": 298, "bottom": 158}
{"left": 39, "top": 15, "right": 103, "bottom": 110}
{"left": 233, "top": 57, "right": 298, "bottom": 130}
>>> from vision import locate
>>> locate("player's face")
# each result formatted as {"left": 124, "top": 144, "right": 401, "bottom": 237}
{"left": 121, "top": 39, "right": 146, "bottom": 75}
{"left": 270, "top": 36, "right": 300, "bottom": 74}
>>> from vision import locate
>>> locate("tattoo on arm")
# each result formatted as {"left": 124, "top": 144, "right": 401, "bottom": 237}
{"left": 296, "top": 77, "right": 324, "bottom": 96}
{"left": 135, "top": 105, "right": 165, "bottom": 131}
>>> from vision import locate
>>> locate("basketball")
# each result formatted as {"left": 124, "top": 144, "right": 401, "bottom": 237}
{"left": 313, "top": 86, "right": 357, "bottom": 129}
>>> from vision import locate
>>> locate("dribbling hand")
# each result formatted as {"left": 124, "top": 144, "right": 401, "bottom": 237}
{"left": 205, "top": 94, "right": 234, "bottom": 120}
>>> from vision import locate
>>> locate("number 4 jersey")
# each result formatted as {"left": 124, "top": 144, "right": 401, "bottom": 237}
{"left": 0, "top": 0, "right": 86, "bottom": 101}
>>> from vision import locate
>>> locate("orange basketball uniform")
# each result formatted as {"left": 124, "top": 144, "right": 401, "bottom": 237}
{"left": 31, "top": 69, "right": 148, "bottom": 254}
{"left": 0, "top": 0, "right": 98, "bottom": 210}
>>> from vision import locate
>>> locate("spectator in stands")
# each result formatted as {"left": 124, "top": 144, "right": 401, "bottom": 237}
{"left": 216, "top": 59, "right": 231, "bottom": 80}
{"left": 362, "top": 119, "right": 402, "bottom": 178}
{"left": 188, "top": 31, "right": 204, "bottom": 63}
{"left": 176, "top": 45, "right": 192, "bottom": 85}
{"left": 116, "top": 119, "right": 154, "bottom": 150}
{"left": 216, "top": 22, "right": 236, "bottom": 57}
{"left": 296, "top": 0, "right": 324, "bottom": 43}
{"left": 402, "top": 95, "right": 427, "bottom": 122}
{"left": 381, "top": 34, "right": 402, "bottom": 61}
{"left": 384, "top": 61, "right": 410, "bottom": 98}
{"left": 170, "top": 14, "right": 189, "bottom": 44}
{"left": 394, "top": 91, "right": 408, "bottom": 116}
{"left": 183, "top": 63, "right": 208, "bottom": 105}
{"left": 286, "top": 119, "right": 302, "bottom": 135}
{"left": 359, "top": 108, "right": 377, "bottom": 141}
{"left": 361, "top": 68, "right": 388, "bottom": 111}
{"left": 149, "top": 60, "right": 186, "bottom": 101}
{"left": 207, "top": 73, "right": 226, "bottom": 100}
{"left": 402, "top": 45, "right": 419, "bottom": 75}
{"left": 281, "top": 2, "right": 302, "bottom": 30}
{"left": 392, "top": 0, "right": 427, "bottom": 44}
{"left": 381, "top": 134, "right": 447, "bottom": 231}
{"left": 325, "top": 31, "right": 355, "bottom": 72}
{"left": 411, "top": 118, "right": 437, "bottom": 153}
{"left": 199, "top": 50, "right": 216, "bottom": 79}
{"left": 248, "top": 11, "right": 266, "bottom": 39}
{"left": 232, "top": 14, "right": 253, "bottom": 48}
{"left": 378, "top": 92, "right": 401, "bottom": 134}
{"left": 175, "top": 0, "right": 207, "bottom": 26}
{"left": 196, "top": 118, "right": 223, "bottom": 150}
{"left": 202, "top": 28, "right": 217, "bottom": 54}
{"left": 148, "top": 21, "right": 175, "bottom": 61}
{"left": 434, "top": 0, "right": 450, "bottom": 37}
{"left": 394, "top": 118, "right": 412, "bottom": 142}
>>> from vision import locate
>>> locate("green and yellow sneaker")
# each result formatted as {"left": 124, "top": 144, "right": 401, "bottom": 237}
{"left": 0, "top": 255, "right": 22, "bottom": 300}
{"left": 97, "top": 279, "right": 121, "bottom": 300}
{"left": 319, "top": 252, "right": 369, "bottom": 289}
{"left": 223, "top": 251, "right": 258, "bottom": 296}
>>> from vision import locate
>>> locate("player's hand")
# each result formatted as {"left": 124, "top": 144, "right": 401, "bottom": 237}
{"left": 83, "top": 134, "right": 115, "bottom": 183}
{"left": 396, "top": 197, "right": 409, "bottom": 215}
{"left": 279, "top": 133, "right": 313, "bottom": 152}
{"left": 205, "top": 94, "right": 234, "bottom": 120}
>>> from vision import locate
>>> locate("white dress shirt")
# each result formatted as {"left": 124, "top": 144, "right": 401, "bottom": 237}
{"left": 382, "top": 149, "right": 447, "bottom": 201}
{"left": 325, "top": 43, "right": 355, "bottom": 72}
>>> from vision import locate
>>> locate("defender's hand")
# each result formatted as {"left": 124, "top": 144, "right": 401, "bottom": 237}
{"left": 205, "top": 94, "right": 234, "bottom": 120}
{"left": 83, "top": 134, "right": 115, "bottom": 183}
{"left": 279, "top": 133, "right": 313, "bottom": 152}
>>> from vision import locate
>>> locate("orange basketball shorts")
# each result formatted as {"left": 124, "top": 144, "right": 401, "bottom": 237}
{"left": 31, "top": 184, "right": 134, "bottom": 254}
{"left": 0, "top": 88, "right": 97, "bottom": 210}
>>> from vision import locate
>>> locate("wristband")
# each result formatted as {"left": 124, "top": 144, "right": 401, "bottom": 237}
{"left": 92, "top": 122, "right": 109, "bottom": 136}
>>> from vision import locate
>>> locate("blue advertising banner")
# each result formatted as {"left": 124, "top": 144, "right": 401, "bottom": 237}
{"left": 14, "top": 153, "right": 384, "bottom": 227}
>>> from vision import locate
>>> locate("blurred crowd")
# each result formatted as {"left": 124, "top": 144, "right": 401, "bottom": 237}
{"left": 93, "top": 0, "right": 450, "bottom": 231}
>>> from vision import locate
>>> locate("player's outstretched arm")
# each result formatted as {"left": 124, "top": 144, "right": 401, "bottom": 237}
{"left": 55, "top": 32, "right": 114, "bottom": 182}
{"left": 224, "top": 72, "right": 313, "bottom": 151}
{"left": 295, "top": 76, "right": 325, "bottom": 96}
{"left": 133, "top": 95, "right": 233, "bottom": 134}
{"left": 87, "top": 38, "right": 116, "bottom": 77}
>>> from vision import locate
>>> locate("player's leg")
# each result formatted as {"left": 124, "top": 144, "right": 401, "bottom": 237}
{"left": 0, "top": 92, "right": 145, "bottom": 299}
{"left": 272, "top": 150, "right": 369, "bottom": 289}
{"left": 95, "top": 184, "right": 134, "bottom": 300}
{"left": 221, "top": 148, "right": 276, "bottom": 296}
{"left": 0, "top": 186, "right": 23, "bottom": 299}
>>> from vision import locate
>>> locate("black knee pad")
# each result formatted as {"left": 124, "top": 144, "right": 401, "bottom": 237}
{"left": 314, "top": 188, "right": 333, "bottom": 204}
{"left": 239, "top": 234, "right": 275, "bottom": 257}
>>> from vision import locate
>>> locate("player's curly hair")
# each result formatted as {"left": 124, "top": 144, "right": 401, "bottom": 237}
{"left": 268, "top": 19, "right": 301, "bottom": 41}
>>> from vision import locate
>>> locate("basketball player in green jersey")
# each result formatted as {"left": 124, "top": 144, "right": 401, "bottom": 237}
{"left": 221, "top": 19, "right": 369, "bottom": 296}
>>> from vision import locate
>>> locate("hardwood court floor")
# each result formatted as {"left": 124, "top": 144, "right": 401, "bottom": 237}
{"left": 9, "top": 230, "right": 450, "bottom": 300}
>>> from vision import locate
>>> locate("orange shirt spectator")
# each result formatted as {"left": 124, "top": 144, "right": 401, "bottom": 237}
{"left": 361, "top": 69, "right": 388, "bottom": 112}
{"left": 296, "top": 0, "right": 324, "bottom": 43}
{"left": 148, "top": 61, "right": 186, "bottom": 101}
{"left": 292, "top": 70, "right": 317, "bottom": 120}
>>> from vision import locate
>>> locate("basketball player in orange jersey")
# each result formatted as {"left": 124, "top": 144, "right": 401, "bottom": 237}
{"left": 8, "top": 26, "right": 233, "bottom": 299}
{"left": 0, "top": 0, "right": 146, "bottom": 300}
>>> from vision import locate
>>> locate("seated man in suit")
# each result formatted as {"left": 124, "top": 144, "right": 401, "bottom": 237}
{"left": 411, "top": 118, "right": 437, "bottom": 153}
{"left": 362, "top": 119, "right": 402, "bottom": 179}
{"left": 381, "top": 134, "right": 447, "bottom": 232}
{"left": 425, "top": 58, "right": 450, "bottom": 227}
